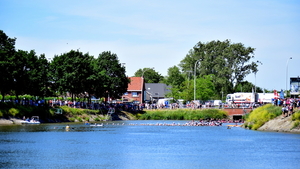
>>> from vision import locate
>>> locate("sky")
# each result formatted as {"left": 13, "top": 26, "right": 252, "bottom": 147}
{"left": 1, "top": 0, "right": 299, "bottom": 91}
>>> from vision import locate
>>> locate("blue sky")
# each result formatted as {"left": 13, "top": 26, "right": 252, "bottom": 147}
{"left": 1, "top": 0, "right": 299, "bottom": 91}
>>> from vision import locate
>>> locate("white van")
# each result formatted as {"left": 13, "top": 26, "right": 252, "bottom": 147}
{"left": 213, "top": 100, "right": 222, "bottom": 106}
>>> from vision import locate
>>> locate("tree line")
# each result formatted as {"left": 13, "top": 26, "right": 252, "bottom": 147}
{"left": 1, "top": 29, "right": 264, "bottom": 103}
{"left": 0, "top": 30, "right": 128, "bottom": 102}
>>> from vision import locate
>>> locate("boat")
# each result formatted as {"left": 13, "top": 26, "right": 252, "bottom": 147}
{"left": 90, "top": 123, "right": 103, "bottom": 127}
{"left": 21, "top": 116, "right": 40, "bottom": 124}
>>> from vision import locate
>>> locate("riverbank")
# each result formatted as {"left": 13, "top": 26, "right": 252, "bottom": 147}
{"left": 0, "top": 118, "right": 14, "bottom": 125}
{"left": 258, "top": 115, "right": 300, "bottom": 133}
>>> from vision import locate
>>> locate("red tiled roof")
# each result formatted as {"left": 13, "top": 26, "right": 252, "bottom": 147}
{"left": 127, "top": 77, "right": 143, "bottom": 91}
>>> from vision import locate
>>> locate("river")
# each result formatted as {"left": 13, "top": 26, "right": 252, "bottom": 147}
{"left": 0, "top": 120, "right": 299, "bottom": 169}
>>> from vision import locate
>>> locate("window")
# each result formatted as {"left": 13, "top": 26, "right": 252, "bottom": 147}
{"left": 124, "top": 92, "right": 128, "bottom": 95}
{"left": 132, "top": 92, "right": 138, "bottom": 97}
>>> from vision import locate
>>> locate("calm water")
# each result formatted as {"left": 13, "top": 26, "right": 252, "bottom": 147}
{"left": 0, "top": 120, "right": 299, "bottom": 169}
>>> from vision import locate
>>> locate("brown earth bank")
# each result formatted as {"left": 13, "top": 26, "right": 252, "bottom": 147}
{"left": 257, "top": 116, "right": 300, "bottom": 133}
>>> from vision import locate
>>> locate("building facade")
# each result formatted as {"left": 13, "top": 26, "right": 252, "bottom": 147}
{"left": 121, "top": 77, "right": 144, "bottom": 103}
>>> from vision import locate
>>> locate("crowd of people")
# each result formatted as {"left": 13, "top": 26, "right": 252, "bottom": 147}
{"left": 273, "top": 98, "right": 300, "bottom": 117}
{"left": 3, "top": 97, "right": 300, "bottom": 115}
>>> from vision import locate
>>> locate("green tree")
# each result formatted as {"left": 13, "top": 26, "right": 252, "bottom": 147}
{"left": 29, "top": 54, "right": 52, "bottom": 97}
{"left": 195, "top": 75, "right": 216, "bottom": 101}
{"left": 0, "top": 30, "right": 16, "bottom": 101}
{"left": 234, "top": 81, "right": 264, "bottom": 93}
{"left": 11, "top": 50, "right": 39, "bottom": 99}
{"left": 179, "top": 40, "right": 260, "bottom": 97}
{"left": 134, "top": 68, "right": 164, "bottom": 83}
{"left": 181, "top": 80, "right": 193, "bottom": 101}
{"left": 164, "top": 66, "right": 185, "bottom": 102}
{"left": 11, "top": 50, "right": 51, "bottom": 99}
{"left": 50, "top": 50, "right": 94, "bottom": 101}
{"left": 93, "top": 51, "right": 129, "bottom": 101}
{"left": 165, "top": 66, "right": 185, "bottom": 87}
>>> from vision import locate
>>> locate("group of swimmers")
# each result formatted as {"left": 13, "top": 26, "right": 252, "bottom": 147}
{"left": 82, "top": 119, "right": 242, "bottom": 127}
{"left": 105, "top": 120, "right": 223, "bottom": 126}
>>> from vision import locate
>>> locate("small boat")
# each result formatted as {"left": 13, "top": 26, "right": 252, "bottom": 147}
{"left": 21, "top": 116, "right": 40, "bottom": 124}
{"left": 90, "top": 123, "right": 103, "bottom": 127}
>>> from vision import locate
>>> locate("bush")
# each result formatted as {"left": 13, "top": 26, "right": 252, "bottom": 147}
{"left": 292, "top": 111, "right": 300, "bottom": 121}
{"left": 69, "top": 117, "right": 75, "bottom": 122}
{"left": 76, "top": 116, "right": 83, "bottom": 122}
{"left": 8, "top": 108, "right": 19, "bottom": 116}
{"left": 292, "top": 110, "right": 300, "bottom": 129}
{"left": 245, "top": 104, "right": 282, "bottom": 130}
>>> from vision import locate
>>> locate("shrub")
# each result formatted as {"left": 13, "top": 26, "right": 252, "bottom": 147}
{"left": 84, "top": 116, "right": 89, "bottom": 121}
{"left": 292, "top": 111, "right": 300, "bottom": 121}
{"left": 245, "top": 104, "right": 282, "bottom": 130}
{"left": 8, "top": 108, "right": 19, "bottom": 117}
{"left": 69, "top": 117, "right": 75, "bottom": 122}
{"left": 291, "top": 110, "right": 300, "bottom": 129}
{"left": 76, "top": 116, "right": 83, "bottom": 122}
{"left": 292, "top": 121, "right": 299, "bottom": 129}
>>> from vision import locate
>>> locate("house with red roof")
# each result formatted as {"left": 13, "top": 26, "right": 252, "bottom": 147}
{"left": 121, "top": 77, "right": 145, "bottom": 103}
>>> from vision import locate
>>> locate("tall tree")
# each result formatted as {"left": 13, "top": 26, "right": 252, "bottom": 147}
{"left": 28, "top": 53, "right": 51, "bottom": 98}
{"left": 179, "top": 40, "right": 260, "bottom": 97}
{"left": 234, "top": 81, "right": 263, "bottom": 93}
{"left": 164, "top": 66, "right": 185, "bottom": 102}
{"left": 134, "top": 68, "right": 164, "bottom": 83}
{"left": 195, "top": 75, "right": 216, "bottom": 101}
{"left": 93, "top": 51, "right": 129, "bottom": 101}
{"left": 165, "top": 66, "right": 185, "bottom": 87}
{"left": 0, "top": 30, "right": 16, "bottom": 101}
{"left": 50, "top": 50, "right": 94, "bottom": 101}
{"left": 11, "top": 50, "right": 39, "bottom": 99}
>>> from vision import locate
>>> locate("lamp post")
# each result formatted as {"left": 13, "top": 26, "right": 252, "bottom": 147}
{"left": 141, "top": 67, "right": 154, "bottom": 103}
{"left": 194, "top": 60, "right": 201, "bottom": 101}
{"left": 286, "top": 57, "right": 292, "bottom": 97}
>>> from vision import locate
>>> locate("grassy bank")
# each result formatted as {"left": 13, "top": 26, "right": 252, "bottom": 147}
{"left": 243, "top": 104, "right": 283, "bottom": 130}
{"left": 1, "top": 102, "right": 229, "bottom": 122}
{"left": 0, "top": 103, "right": 103, "bottom": 123}
{"left": 137, "top": 109, "right": 229, "bottom": 120}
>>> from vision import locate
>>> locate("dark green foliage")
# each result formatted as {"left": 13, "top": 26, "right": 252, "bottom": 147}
{"left": 0, "top": 30, "right": 16, "bottom": 101}
{"left": 93, "top": 51, "right": 129, "bottom": 99}
{"left": 134, "top": 68, "right": 164, "bottom": 83}
{"left": 1, "top": 30, "right": 129, "bottom": 102}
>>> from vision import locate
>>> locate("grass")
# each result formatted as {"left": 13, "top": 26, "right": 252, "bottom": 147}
{"left": 292, "top": 109, "right": 300, "bottom": 129}
{"left": 139, "top": 109, "right": 228, "bottom": 120}
{"left": 243, "top": 104, "right": 282, "bottom": 130}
